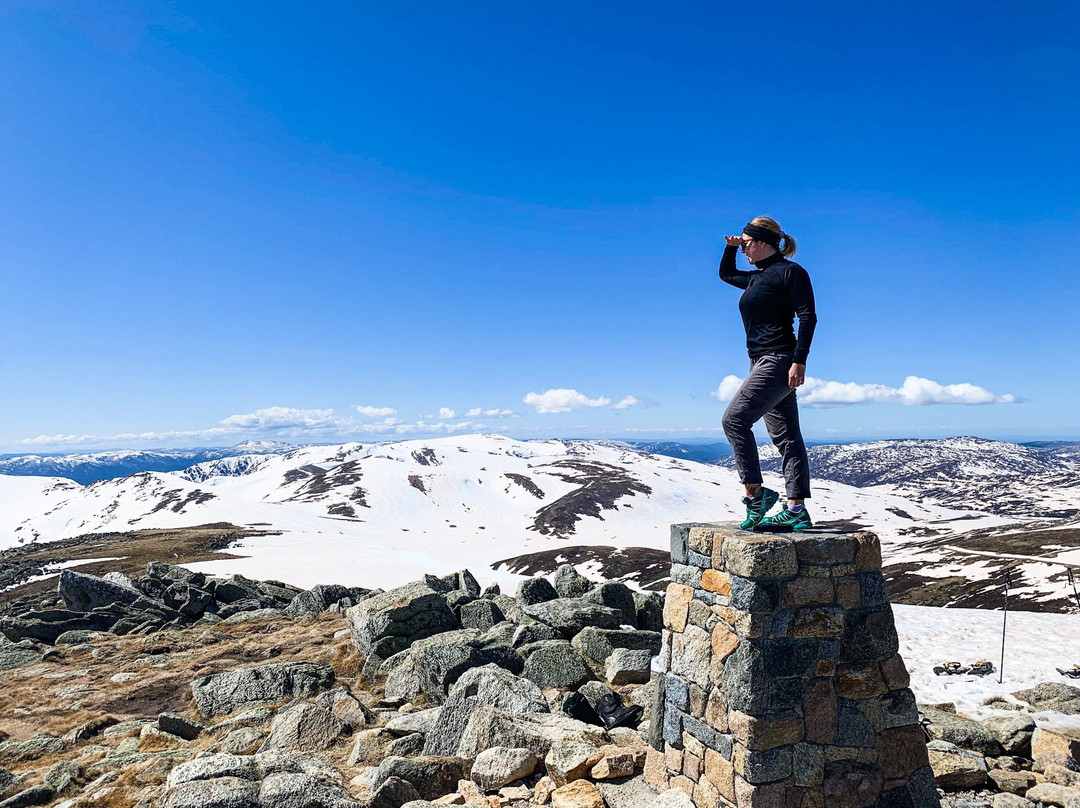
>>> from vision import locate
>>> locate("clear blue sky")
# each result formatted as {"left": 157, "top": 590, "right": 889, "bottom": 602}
{"left": 2, "top": 1, "right": 1078, "bottom": 450}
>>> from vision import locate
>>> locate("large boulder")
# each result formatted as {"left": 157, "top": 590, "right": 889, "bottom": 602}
{"left": 470, "top": 747, "right": 539, "bottom": 791}
{"left": 605, "top": 649, "right": 652, "bottom": 686}
{"left": 456, "top": 707, "right": 609, "bottom": 759}
{"left": 146, "top": 561, "right": 206, "bottom": 587}
{"left": 546, "top": 739, "right": 604, "bottom": 787}
{"left": 633, "top": 592, "right": 664, "bottom": 633}
{"left": 1024, "top": 782, "right": 1080, "bottom": 807}
{"left": 981, "top": 714, "right": 1037, "bottom": 758}
{"left": 520, "top": 641, "right": 593, "bottom": 690}
{"left": 383, "top": 651, "right": 424, "bottom": 703}
{"left": 522, "top": 599, "right": 622, "bottom": 640}
{"left": 1013, "top": 683, "right": 1080, "bottom": 715}
{"left": 927, "top": 743, "right": 988, "bottom": 789}
{"left": 347, "top": 729, "right": 396, "bottom": 767}
{"left": 371, "top": 757, "right": 468, "bottom": 802}
{"left": 313, "top": 688, "right": 376, "bottom": 730}
{"left": 1032, "top": 726, "right": 1080, "bottom": 773}
{"left": 1, "top": 609, "right": 121, "bottom": 644}
{"left": 553, "top": 566, "right": 595, "bottom": 599}
{"left": 423, "top": 665, "right": 549, "bottom": 757}
{"left": 166, "top": 754, "right": 260, "bottom": 790}
{"left": 571, "top": 627, "right": 662, "bottom": 665}
{"left": 368, "top": 777, "right": 421, "bottom": 808}
{"left": 459, "top": 601, "right": 504, "bottom": 632}
{"left": 190, "top": 662, "right": 335, "bottom": 719}
{"left": 160, "top": 777, "right": 259, "bottom": 808}
{"left": 57, "top": 570, "right": 142, "bottom": 612}
{"left": 409, "top": 630, "right": 524, "bottom": 701}
{"left": 346, "top": 582, "right": 460, "bottom": 659}
{"left": 258, "top": 772, "right": 360, "bottom": 808}
{"left": 385, "top": 708, "right": 442, "bottom": 738}
{"left": 920, "top": 705, "right": 1004, "bottom": 757}
{"left": 583, "top": 583, "right": 637, "bottom": 627}
{"left": 551, "top": 780, "right": 605, "bottom": 808}
{"left": 285, "top": 585, "right": 353, "bottom": 618}
{"left": 512, "top": 624, "right": 564, "bottom": 648}
{"left": 258, "top": 701, "right": 350, "bottom": 753}
{"left": 517, "top": 578, "right": 559, "bottom": 607}
{"left": 0, "top": 736, "right": 64, "bottom": 764}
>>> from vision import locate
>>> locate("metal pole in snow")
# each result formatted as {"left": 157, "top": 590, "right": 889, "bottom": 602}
{"left": 999, "top": 568, "right": 1011, "bottom": 685}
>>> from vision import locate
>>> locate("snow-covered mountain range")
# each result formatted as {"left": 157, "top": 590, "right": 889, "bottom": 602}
{"left": 723, "top": 436, "right": 1080, "bottom": 518}
{"left": 0, "top": 434, "right": 995, "bottom": 582}
{"left": 1, "top": 434, "right": 1078, "bottom": 611}
{"left": 0, "top": 441, "right": 297, "bottom": 485}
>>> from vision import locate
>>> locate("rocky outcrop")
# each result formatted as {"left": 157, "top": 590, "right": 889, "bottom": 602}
{"left": 1, "top": 562, "right": 364, "bottom": 648}
{"left": 423, "top": 665, "right": 550, "bottom": 757}
{"left": 345, "top": 582, "right": 460, "bottom": 660}
{"left": 191, "top": 662, "right": 336, "bottom": 718}
{"left": 5, "top": 553, "right": 1076, "bottom": 808}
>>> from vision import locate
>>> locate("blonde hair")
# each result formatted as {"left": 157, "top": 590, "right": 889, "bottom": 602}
{"left": 749, "top": 216, "right": 797, "bottom": 258}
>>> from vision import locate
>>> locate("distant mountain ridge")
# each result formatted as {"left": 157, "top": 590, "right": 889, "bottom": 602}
{"left": 2, "top": 433, "right": 1080, "bottom": 610}
{"left": 0, "top": 441, "right": 297, "bottom": 485}
{"left": 718, "top": 436, "right": 1080, "bottom": 518}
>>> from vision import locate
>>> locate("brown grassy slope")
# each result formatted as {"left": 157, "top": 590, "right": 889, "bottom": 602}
{"left": 0, "top": 525, "right": 279, "bottom": 609}
{"left": 0, "top": 612, "right": 366, "bottom": 799}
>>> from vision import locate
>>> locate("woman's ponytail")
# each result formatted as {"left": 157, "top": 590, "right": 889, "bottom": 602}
{"left": 747, "top": 216, "right": 797, "bottom": 258}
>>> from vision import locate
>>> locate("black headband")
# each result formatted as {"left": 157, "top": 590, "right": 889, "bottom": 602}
{"left": 742, "top": 223, "right": 782, "bottom": 248}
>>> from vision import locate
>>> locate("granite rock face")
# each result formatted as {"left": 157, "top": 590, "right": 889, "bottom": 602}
{"left": 521, "top": 599, "right": 623, "bottom": 640}
{"left": 345, "top": 582, "right": 461, "bottom": 660}
{"left": 521, "top": 640, "right": 593, "bottom": 690}
{"left": 647, "top": 523, "right": 938, "bottom": 808}
{"left": 58, "top": 570, "right": 143, "bottom": 612}
{"left": 190, "top": 662, "right": 336, "bottom": 719}
{"left": 422, "top": 664, "right": 550, "bottom": 757}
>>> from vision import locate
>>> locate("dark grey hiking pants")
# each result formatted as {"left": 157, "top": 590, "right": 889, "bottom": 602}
{"left": 722, "top": 353, "right": 811, "bottom": 499}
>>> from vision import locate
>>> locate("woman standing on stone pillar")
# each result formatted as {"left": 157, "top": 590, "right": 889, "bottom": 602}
{"left": 718, "top": 216, "right": 817, "bottom": 531}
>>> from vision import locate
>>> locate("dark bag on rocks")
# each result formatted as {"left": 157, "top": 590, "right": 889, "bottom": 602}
{"left": 595, "top": 692, "right": 643, "bottom": 729}
{"left": 562, "top": 692, "right": 604, "bottom": 726}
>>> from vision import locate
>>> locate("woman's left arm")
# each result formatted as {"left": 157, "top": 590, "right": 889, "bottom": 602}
{"left": 787, "top": 265, "right": 817, "bottom": 387}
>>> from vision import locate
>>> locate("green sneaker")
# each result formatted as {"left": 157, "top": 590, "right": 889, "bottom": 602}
{"left": 740, "top": 488, "right": 779, "bottom": 530}
{"left": 757, "top": 505, "right": 813, "bottom": 532}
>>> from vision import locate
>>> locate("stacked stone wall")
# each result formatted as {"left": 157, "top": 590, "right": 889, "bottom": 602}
{"left": 644, "top": 524, "right": 939, "bottom": 808}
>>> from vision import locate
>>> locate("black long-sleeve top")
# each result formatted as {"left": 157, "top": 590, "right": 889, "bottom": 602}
{"left": 719, "top": 245, "right": 817, "bottom": 364}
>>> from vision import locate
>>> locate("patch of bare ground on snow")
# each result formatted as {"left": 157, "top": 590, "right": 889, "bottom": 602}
{"left": 883, "top": 521, "right": 1080, "bottom": 611}
{"left": 528, "top": 460, "right": 652, "bottom": 537}
{"left": 0, "top": 525, "right": 277, "bottom": 608}
{"left": 494, "top": 545, "right": 671, "bottom": 590}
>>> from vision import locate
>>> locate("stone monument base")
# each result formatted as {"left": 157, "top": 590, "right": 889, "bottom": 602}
{"left": 644, "top": 523, "right": 938, "bottom": 808}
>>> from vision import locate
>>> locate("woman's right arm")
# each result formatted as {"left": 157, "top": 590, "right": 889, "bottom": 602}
{"left": 718, "top": 243, "right": 751, "bottom": 289}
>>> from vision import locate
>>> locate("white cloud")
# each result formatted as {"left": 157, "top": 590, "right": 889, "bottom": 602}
{"left": 710, "top": 375, "right": 745, "bottom": 403}
{"left": 421, "top": 407, "right": 459, "bottom": 420}
{"left": 13, "top": 403, "right": 500, "bottom": 451}
{"left": 711, "top": 374, "right": 1018, "bottom": 408}
{"left": 219, "top": 407, "right": 342, "bottom": 429}
{"left": 355, "top": 405, "right": 397, "bottom": 417}
{"left": 523, "top": 389, "right": 613, "bottom": 414}
{"left": 356, "top": 419, "right": 483, "bottom": 435}
{"left": 16, "top": 427, "right": 235, "bottom": 447}
{"left": 465, "top": 407, "right": 517, "bottom": 418}
{"left": 613, "top": 396, "right": 640, "bottom": 410}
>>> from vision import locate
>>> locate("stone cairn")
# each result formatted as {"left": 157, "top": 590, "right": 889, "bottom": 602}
{"left": 644, "top": 523, "right": 939, "bottom": 808}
